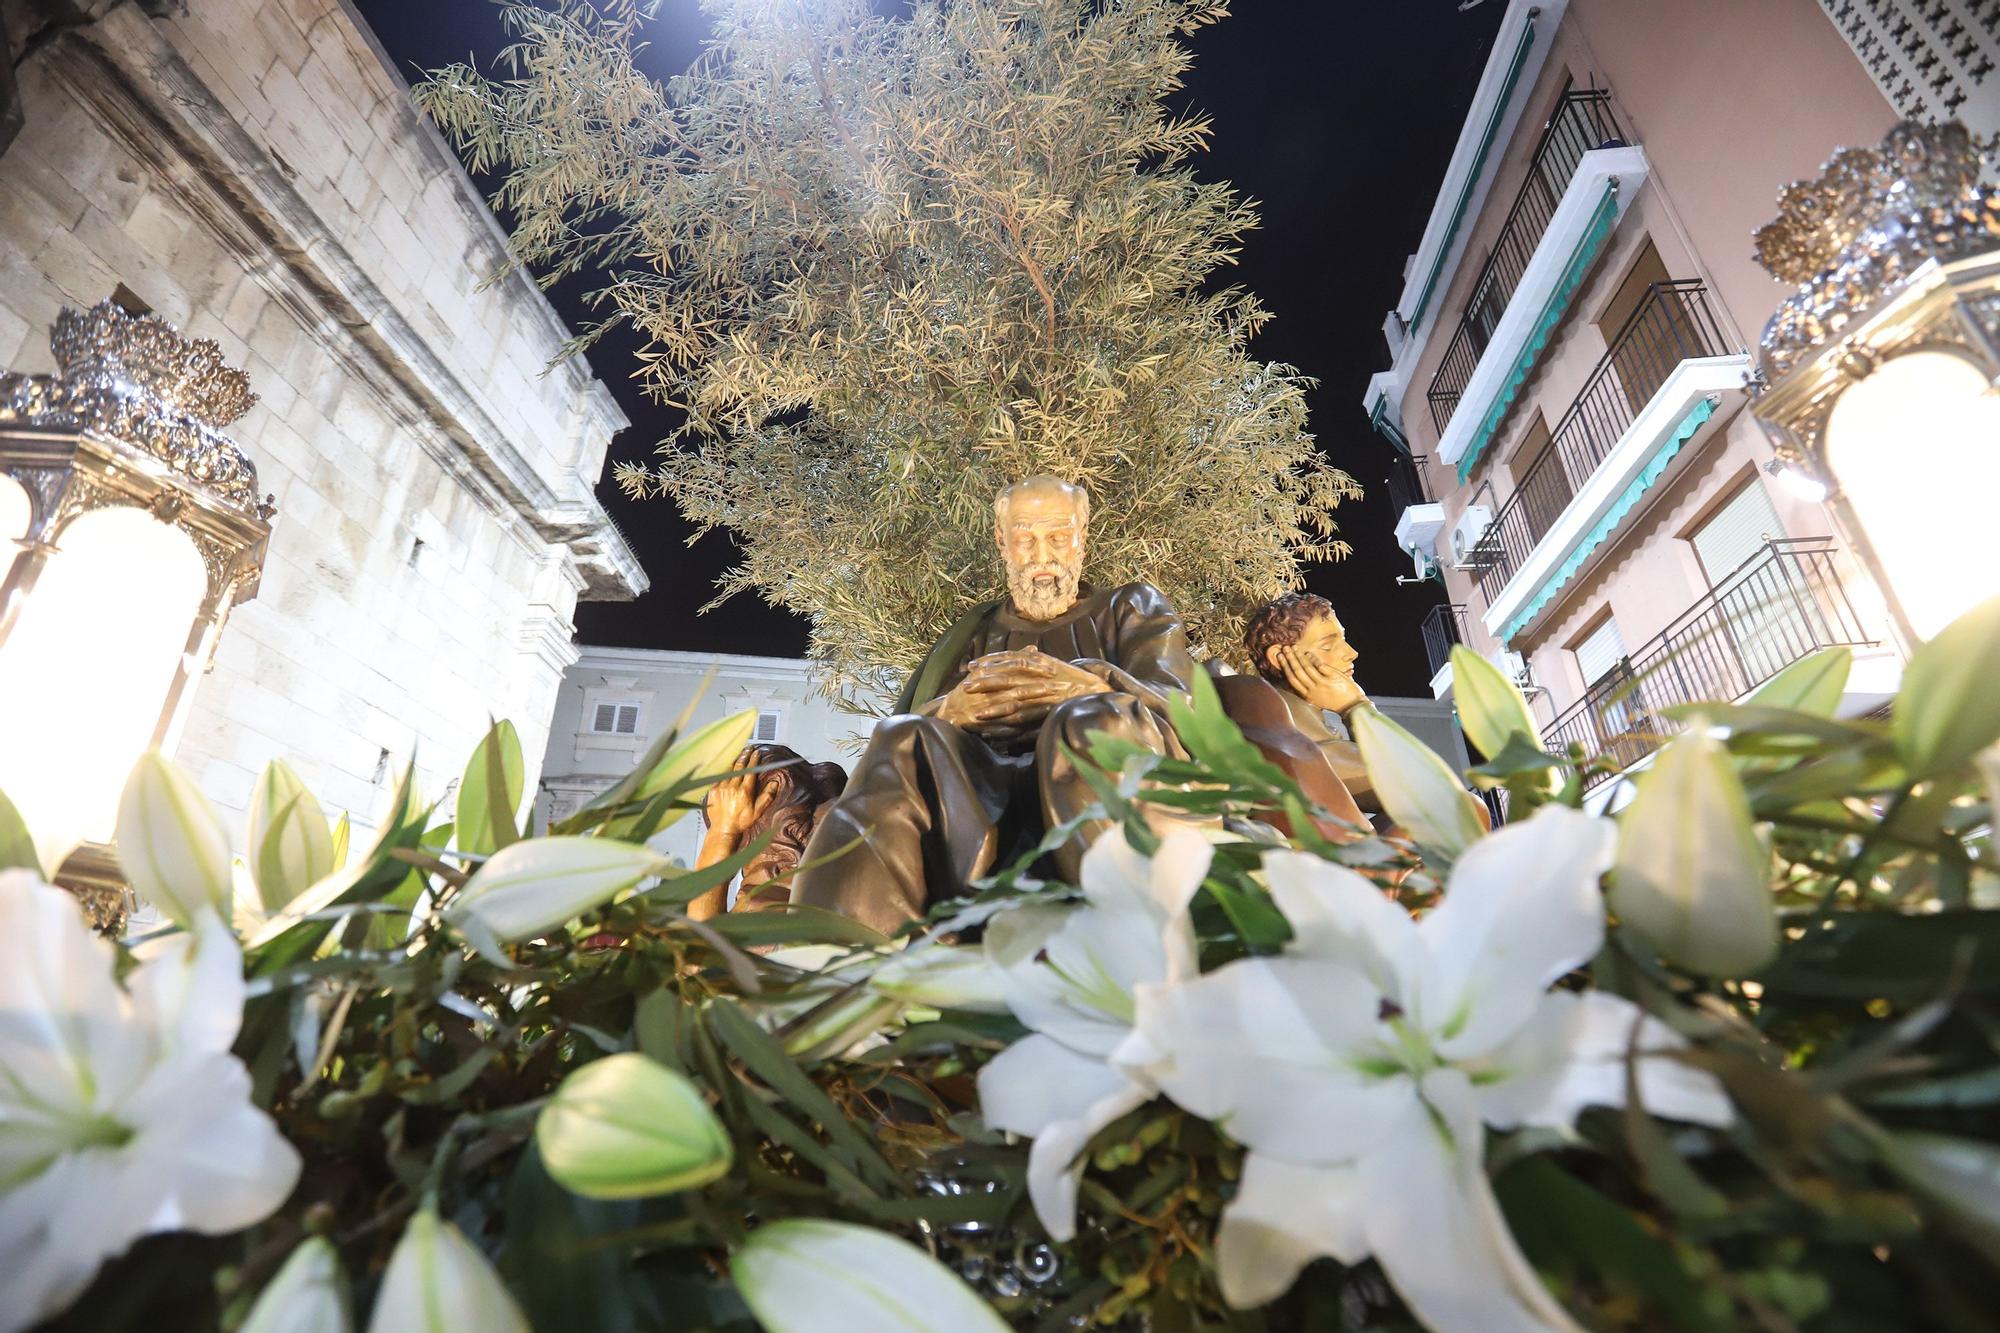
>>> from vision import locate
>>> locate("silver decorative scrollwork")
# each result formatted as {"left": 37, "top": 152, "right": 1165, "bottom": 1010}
{"left": 1756, "top": 120, "right": 2000, "bottom": 379}
{"left": 0, "top": 301, "right": 271, "bottom": 518}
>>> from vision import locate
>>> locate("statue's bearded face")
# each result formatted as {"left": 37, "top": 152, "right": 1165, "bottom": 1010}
{"left": 998, "top": 488, "right": 1086, "bottom": 622}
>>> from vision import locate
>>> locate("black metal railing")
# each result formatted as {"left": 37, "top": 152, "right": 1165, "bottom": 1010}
{"left": 1426, "top": 86, "right": 1628, "bottom": 435}
{"left": 1476, "top": 280, "right": 1731, "bottom": 603}
{"left": 1421, "top": 603, "right": 1469, "bottom": 679}
{"left": 1387, "top": 451, "right": 1436, "bottom": 513}
{"left": 1543, "top": 539, "right": 1875, "bottom": 787}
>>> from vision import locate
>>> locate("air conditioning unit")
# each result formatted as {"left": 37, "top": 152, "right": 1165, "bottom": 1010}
{"left": 1449, "top": 504, "right": 1497, "bottom": 570}
{"left": 1493, "top": 649, "right": 1530, "bottom": 685}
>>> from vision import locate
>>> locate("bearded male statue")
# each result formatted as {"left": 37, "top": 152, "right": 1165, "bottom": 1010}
{"left": 790, "top": 476, "right": 1196, "bottom": 933}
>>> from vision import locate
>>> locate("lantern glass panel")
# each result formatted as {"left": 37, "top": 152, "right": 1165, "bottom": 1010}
{"left": 1824, "top": 350, "right": 2000, "bottom": 640}
{"left": 0, "top": 505, "right": 207, "bottom": 868}
{"left": 0, "top": 474, "right": 27, "bottom": 544}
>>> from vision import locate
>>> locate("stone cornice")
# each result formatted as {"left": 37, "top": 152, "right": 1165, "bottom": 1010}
{"left": 31, "top": 3, "right": 646, "bottom": 599}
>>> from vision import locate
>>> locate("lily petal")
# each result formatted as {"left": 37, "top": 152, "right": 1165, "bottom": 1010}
{"left": 1471, "top": 991, "right": 1733, "bottom": 1131}
{"left": 1262, "top": 850, "right": 1421, "bottom": 1004}
{"left": 1356, "top": 1068, "right": 1584, "bottom": 1333}
{"left": 1420, "top": 807, "right": 1614, "bottom": 1061}
{"left": 1081, "top": 825, "right": 1211, "bottom": 983}
{"left": 1215, "top": 1154, "right": 1366, "bottom": 1308}
{"left": 977, "top": 1032, "right": 1153, "bottom": 1239}
{"left": 1134, "top": 958, "right": 1414, "bottom": 1165}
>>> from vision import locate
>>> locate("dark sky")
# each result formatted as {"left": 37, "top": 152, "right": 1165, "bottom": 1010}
{"left": 351, "top": 0, "right": 1502, "bottom": 697}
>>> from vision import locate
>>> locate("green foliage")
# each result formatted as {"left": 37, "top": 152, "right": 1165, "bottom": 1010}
{"left": 40, "top": 603, "right": 2000, "bottom": 1332}
{"left": 415, "top": 0, "right": 1359, "bottom": 702}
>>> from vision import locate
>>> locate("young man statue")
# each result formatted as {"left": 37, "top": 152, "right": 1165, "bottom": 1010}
{"left": 789, "top": 476, "right": 1196, "bottom": 933}
{"left": 1240, "top": 591, "right": 1377, "bottom": 811}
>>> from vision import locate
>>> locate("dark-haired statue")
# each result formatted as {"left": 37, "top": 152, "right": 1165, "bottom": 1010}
{"left": 789, "top": 477, "right": 1196, "bottom": 934}
{"left": 689, "top": 744, "right": 850, "bottom": 920}
{"left": 1210, "top": 592, "right": 1378, "bottom": 830}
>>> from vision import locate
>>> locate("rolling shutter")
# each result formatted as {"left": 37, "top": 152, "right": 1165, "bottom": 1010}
{"left": 1574, "top": 616, "right": 1626, "bottom": 686}
{"left": 1692, "top": 480, "right": 1783, "bottom": 589}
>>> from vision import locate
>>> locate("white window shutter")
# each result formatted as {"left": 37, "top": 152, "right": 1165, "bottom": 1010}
{"left": 616, "top": 704, "right": 639, "bottom": 734}
{"left": 592, "top": 702, "right": 617, "bottom": 733}
{"left": 1574, "top": 617, "right": 1627, "bottom": 687}
{"left": 755, "top": 710, "right": 781, "bottom": 743}
{"left": 1692, "top": 480, "right": 1784, "bottom": 589}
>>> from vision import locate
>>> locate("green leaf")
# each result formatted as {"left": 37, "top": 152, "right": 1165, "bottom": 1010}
{"left": 1744, "top": 645, "right": 1851, "bottom": 716}
{"left": 246, "top": 760, "right": 430, "bottom": 973}
{"left": 1496, "top": 1156, "right": 1725, "bottom": 1332}
{"left": 1450, "top": 643, "right": 1541, "bottom": 761}
{"left": 500, "top": 1142, "right": 658, "bottom": 1333}
{"left": 1164, "top": 666, "right": 1293, "bottom": 792}
{"left": 1753, "top": 910, "right": 2000, "bottom": 1000}
{"left": 645, "top": 826, "right": 777, "bottom": 906}
{"left": 695, "top": 906, "right": 894, "bottom": 949}
{"left": 1895, "top": 592, "right": 2000, "bottom": 778}
{"left": 0, "top": 787, "right": 39, "bottom": 873}
{"left": 458, "top": 719, "right": 525, "bottom": 856}
{"left": 706, "top": 1000, "right": 897, "bottom": 1192}
{"left": 567, "top": 708, "right": 758, "bottom": 843}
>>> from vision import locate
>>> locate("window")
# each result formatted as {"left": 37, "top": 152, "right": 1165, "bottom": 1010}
{"left": 1572, "top": 615, "right": 1639, "bottom": 747}
{"left": 592, "top": 701, "right": 641, "bottom": 735}
{"left": 754, "top": 709, "right": 782, "bottom": 743}
{"left": 1508, "top": 413, "right": 1572, "bottom": 530}
{"left": 1693, "top": 479, "right": 1810, "bottom": 683}
{"left": 1596, "top": 240, "right": 1681, "bottom": 412}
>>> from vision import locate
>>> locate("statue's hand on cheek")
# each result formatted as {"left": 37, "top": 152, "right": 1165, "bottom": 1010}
{"left": 1278, "top": 644, "right": 1368, "bottom": 716}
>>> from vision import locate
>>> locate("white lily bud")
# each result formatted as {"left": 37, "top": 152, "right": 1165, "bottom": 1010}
{"left": 537, "top": 1053, "right": 733, "bottom": 1199}
{"left": 246, "top": 760, "right": 335, "bottom": 913}
{"left": 444, "top": 836, "right": 666, "bottom": 945}
{"left": 868, "top": 944, "right": 1011, "bottom": 1013}
{"left": 1449, "top": 645, "right": 1542, "bottom": 762}
{"left": 116, "top": 751, "right": 233, "bottom": 928}
{"left": 1610, "top": 730, "right": 1777, "bottom": 975}
{"left": 241, "top": 1236, "right": 351, "bottom": 1333}
{"left": 733, "top": 1219, "right": 1010, "bottom": 1333}
{"left": 366, "top": 1209, "right": 527, "bottom": 1333}
{"left": 1895, "top": 592, "right": 2000, "bottom": 778}
{"left": 1350, "top": 705, "right": 1486, "bottom": 860}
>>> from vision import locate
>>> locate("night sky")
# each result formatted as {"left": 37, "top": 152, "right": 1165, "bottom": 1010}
{"left": 350, "top": 0, "right": 1503, "bottom": 698}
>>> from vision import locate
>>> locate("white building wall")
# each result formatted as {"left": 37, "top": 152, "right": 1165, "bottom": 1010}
{"left": 0, "top": 0, "right": 645, "bottom": 836}
{"left": 538, "top": 648, "right": 868, "bottom": 869}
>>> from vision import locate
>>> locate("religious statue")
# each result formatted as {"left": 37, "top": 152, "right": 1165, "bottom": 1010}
{"left": 789, "top": 476, "right": 1197, "bottom": 933}
{"left": 687, "top": 745, "right": 849, "bottom": 920}
{"left": 1216, "top": 592, "right": 1378, "bottom": 815}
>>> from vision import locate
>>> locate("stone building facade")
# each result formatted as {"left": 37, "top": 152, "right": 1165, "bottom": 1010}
{"left": 0, "top": 0, "right": 645, "bottom": 832}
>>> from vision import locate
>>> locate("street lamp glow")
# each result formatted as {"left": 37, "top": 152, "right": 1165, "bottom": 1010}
{"left": 1823, "top": 351, "right": 2000, "bottom": 640}
{"left": 0, "top": 301, "right": 273, "bottom": 917}
{"left": 0, "top": 507, "right": 208, "bottom": 870}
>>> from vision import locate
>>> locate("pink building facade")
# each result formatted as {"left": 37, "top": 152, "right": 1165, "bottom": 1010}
{"left": 1362, "top": 0, "right": 1969, "bottom": 794}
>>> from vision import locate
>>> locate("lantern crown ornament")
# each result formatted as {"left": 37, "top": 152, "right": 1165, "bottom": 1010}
{"left": 0, "top": 302, "right": 276, "bottom": 925}
{"left": 1750, "top": 120, "right": 2000, "bottom": 650}
{"left": 2, "top": 300, "right": 271, "bottom": 517}
{"left": 1754, "top": 120, "right": 2000, "bottom": 381}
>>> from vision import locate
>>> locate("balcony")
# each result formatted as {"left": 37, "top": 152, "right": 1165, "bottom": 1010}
{"left": 1544, "top": 539, "right": 1877, "bottom": 789}
{"left": 1475, "top": 280, "right": 1731, "bottom": 604}
{"left": 1426, "top": 87, "right": 1628, "bottom": 436}
{"left": 1421, "top": 603, "right": 1468, "bottom": 698}
{"left": 1386, "top": 450, "right": 1435, "bottom": 512}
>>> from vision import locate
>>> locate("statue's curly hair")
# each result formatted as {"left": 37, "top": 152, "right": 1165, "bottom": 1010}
{"left": 1243, "top": 592, "right": 1334, "bottom": 684}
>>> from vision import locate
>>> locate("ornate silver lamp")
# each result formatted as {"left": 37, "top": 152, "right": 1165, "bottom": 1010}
{"left": 0, "top": 301, "right": 275, "bottom": 926}
{"left": 1751, "top": 121, "right": 2000, "bottom": 647}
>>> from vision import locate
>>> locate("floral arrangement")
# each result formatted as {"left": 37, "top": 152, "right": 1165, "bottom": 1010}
{"left": 6, "top": 598, "right": 2000, "bottom": 1331}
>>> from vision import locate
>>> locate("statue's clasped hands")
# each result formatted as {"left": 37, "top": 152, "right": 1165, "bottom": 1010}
{"left": 934, "top": 646, "right": 1110, "bottom": 742}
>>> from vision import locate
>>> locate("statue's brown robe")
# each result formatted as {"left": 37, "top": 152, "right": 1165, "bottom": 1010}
{"left": 790, "top": 583, "right": 1195, "bottom": 934}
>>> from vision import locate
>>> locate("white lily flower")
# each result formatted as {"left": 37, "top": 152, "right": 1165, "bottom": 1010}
{"left": 733, "top": 1218, "right": 1008, "bottom": 1333}
{"left": 974, "top": 826, "right": 1212, "bottom": 1242}
{"left": 444, "top": 836, "right": 668, "bottom": 949}
{"left": 0, "top": 873, "right": 301, "bottom": 1331}
{"left": 365, "top": 1208, "right": 527, "bottom": 1333}
{"left": 116, "top": 751, "right": 234, "bottom": 928}
{"left": 240, "top": 1236, "right": 352, "bottom": 1333}
{"left": 1121, "top": 807, "right": 1732, "bottom": 1330}
{"left": 868, "top": 942, "right": 1011, "bottom": 1013}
